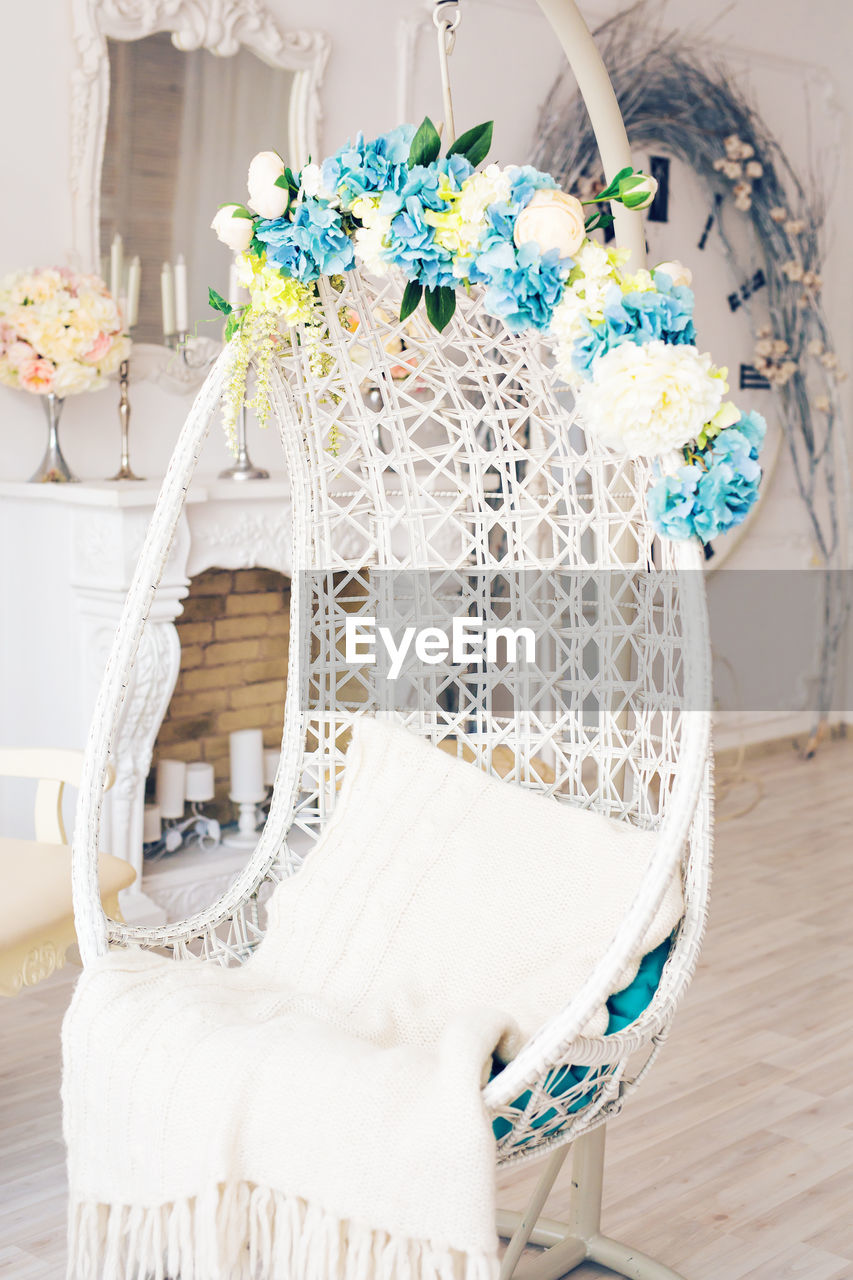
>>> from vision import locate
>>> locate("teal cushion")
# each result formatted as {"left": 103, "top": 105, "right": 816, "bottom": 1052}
{"left": 492, "top": 937, "right": 671, "bottom": 1142}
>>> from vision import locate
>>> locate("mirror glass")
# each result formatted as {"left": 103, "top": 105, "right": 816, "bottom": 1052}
{"left": 100, "top": 34, "right": 296, "bottom": 343}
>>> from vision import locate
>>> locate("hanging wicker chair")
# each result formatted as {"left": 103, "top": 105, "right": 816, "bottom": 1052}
{"left": 71, "top": 6, "right": 712, "bottom": 1277}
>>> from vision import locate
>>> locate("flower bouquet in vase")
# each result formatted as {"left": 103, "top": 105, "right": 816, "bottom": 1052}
{"left": 0, "top": 267, "right": 130, "bottom": 481}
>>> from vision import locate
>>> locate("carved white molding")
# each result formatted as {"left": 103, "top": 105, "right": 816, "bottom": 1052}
{"left": 187, "top": 504, "right": 293, "bottom": 577}
{"left": 145, "top": 864, "right": 242, "bottom": 923}
{"left": 70, "top": 0, "right": 330, "bottom": 272}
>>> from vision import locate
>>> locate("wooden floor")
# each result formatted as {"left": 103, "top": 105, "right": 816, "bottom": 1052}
{"left": 2, "top": 741, "right": 852, "bottom": 1279}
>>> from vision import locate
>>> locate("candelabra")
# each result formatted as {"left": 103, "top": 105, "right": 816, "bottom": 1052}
{"left": 144, "top": 803, "right": 221, "bottom": 859}
{"left": 222, "top": 734, "right": 278, "bottom": 848}
{"left": 219, "top": 402, "right": 269, "bottom": 481}
{"left": 146, "top": 760, "right": 220, "bottom": 859}
{"left": 222, "top": 795, "right": 267, "bottom": 848}
{"left": 110, "top": 356, "right": 144, "bottom": 481}
{"left": 167, "top": 330, "right": 220, "bottom": 374}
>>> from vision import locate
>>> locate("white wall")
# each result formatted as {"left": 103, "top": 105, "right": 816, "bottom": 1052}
{"left": 0, "top": 0, "right": 850, "bottom": 751}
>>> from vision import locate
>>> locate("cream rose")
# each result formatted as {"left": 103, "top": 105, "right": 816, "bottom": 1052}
{"left": 18, "top": 355, "right": 55, "bottom": 394}
{"left": 247, "top": 151, "right": 289, "bottom": 219}
{"left": 574, "top": 341, "right": 725, "bottom": 457}
{"left": 513, "top": 189, "right": 586, "bottom": 259}
{"left": 654, "top": 261, "right": 693, "bottom": 289}
{"left": 5, "top": 340, "right": 34, "bottom": 368}
{"left": 53, "top": 360, "right": 99, "bottom": 397}
{"left": 211, "top": 205, "right": 255, "bottom": 253}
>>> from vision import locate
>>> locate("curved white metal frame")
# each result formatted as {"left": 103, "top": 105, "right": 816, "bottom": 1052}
{"left": 70, "top": 4, "right": 712, "bottom": 1276}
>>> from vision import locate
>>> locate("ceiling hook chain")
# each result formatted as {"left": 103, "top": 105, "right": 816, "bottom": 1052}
{"left": 432, "top": 0, "right": 461, "bottom": 144}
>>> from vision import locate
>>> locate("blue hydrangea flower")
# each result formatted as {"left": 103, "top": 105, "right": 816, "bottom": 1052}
{"left": 380, "top": 155, "right": 475, "bottom": 290}
{"left": 506, "top": 165, "right": 558, "bottom": 210}
{"left": 384, "top": 197, "right": 457, "bottom": 289}
{"left": 570, "top": 280, "right": 696, "bottom": 380}
{"left": 570, "top": 314, "right": 624, "bottom": 379}
{"left": 647, "top": 466, "right": 703, "bottom": 540}
{"left": 648, "top": 411, "right": 766, "bottom": 542}
{"left": 255, "top": 200, "right": 354, "bottom": 283}
{"left": 321, "top": 125, "right": 414, "bottom": 208}
{"left": 479, "top": 240, "right": 571, "bottom": 331}
{"left": 613, "top": 286, "right": 695, "bottom": 346}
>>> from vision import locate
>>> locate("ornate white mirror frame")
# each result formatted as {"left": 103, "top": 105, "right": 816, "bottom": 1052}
{"left": 69, "top": 0, "right": 329, "bottom": 385}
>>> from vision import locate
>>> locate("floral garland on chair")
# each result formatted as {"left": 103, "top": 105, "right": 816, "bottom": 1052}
{"left": 210, "top": 118, "right": 764, "bottom": 545}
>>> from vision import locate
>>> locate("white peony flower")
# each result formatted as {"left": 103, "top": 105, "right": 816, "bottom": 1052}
{"left": 574, "top": 341, "right": 726, "bottom": 457}
{"left": 457, "top": 164, "right": 511, "bottom": 227}
{"left": 247, "top": 151, "right": 289, "bottom": 219}
{"left": 514, "top": 189, "right": 586, "bottom": 259}
{"left": 300, "top": 163, "right": 335, "bottom": 203}
{"left": 354, "top": 220, "right": 392, "bottom": 277}
{"left": 211, "top": 205, "right": 255, "bottom": 252}
{"left": 654, "top": 260, "right": 693, "bottom": 288}
{"left": 548, "top": 291, "right": 591, "bottom": 382}
{"left": 351, "top": 195, "right": 393, "bottom": 276}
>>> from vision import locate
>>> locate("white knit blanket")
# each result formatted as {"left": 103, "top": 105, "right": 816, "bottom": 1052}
{"left": 63, "top": 719, "right": 682, "bottom": 1280}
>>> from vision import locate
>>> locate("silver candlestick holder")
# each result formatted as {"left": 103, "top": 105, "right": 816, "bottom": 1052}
{"left": 219, "top": 402, "right": 269, "bottom": 481}
{"left": 223, "top": 792, "right": 267, "bottom": 848}
{"left": 110, "top": 356, "right": 144, "bottom": 481}
{"left": 144, "top": 802, "right": 221, "bottom": 859}
{"left": 168, "top": 330, "right": 219, "bottom": 374}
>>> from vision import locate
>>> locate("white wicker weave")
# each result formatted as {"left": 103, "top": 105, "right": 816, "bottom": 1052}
{"left": 69, "top": 7, "right": 713, "bottom": 1274}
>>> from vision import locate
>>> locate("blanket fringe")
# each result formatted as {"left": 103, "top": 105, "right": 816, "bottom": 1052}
{"left": 67, "top": 1185, "right": 500, "bottom": 1280}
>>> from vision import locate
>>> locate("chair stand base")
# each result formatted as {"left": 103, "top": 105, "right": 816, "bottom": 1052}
{"left": 498, "top": 1126, "right": 686, "bottom": 1280}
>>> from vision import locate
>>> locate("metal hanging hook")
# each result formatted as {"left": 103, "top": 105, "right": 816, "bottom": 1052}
{"left": 433, "top": 0, "right": 461, "bottom": 143}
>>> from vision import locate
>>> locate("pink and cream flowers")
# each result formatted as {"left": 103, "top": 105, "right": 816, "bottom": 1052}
{"left": 0, "top": 267, "right": 130, "bottom": 398}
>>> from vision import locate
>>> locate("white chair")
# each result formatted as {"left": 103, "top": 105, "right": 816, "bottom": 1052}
{"left": 70, "top": 4, "right": 712, "bottom": 1275}
{"left": 0, "top": 749, "right": 133, "bottom": 996}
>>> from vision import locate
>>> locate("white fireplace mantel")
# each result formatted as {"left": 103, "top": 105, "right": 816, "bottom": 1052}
{"left": 0, "top": 476, "right": 294, "bottom": 917}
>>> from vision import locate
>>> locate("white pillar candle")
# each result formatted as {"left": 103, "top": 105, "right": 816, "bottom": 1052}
{"left": 161, "top": 262, "right": 176, "bottom": 337}
{"left": 110, "top": 233, "right": 123, "bottom": 301}
{"left": 174, "top": 254, "right": 189, "bottom": 334}
{"left": 126, "top": 255, "right": 141, "bottom": 329}
{"left": 263, "top": 748, "right": 280, "bottom": 788}
{"left": 185, "top": 760, "right": 215, "bottom": 803}
{"left": 229, "top": 728, "right": 265, "bottom": 802}
{"left": 156, "top": 758, "right": 186, "bottom": 819}
{"left": 142, "top": 803, "right": 162, "bottom": 843}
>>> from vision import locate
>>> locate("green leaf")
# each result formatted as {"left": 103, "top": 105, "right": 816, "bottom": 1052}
{"left": 583, "top": 210, "right": 614, "bottom": 233}
{"left": 230, "top": 205, "right": 254, "bottom": 220}
{"left": 424, "top": 285, "right": 456, "bottom": 333}
{"left": 274, "top": 174, "right": 290, "bottom": 190}
{"left": 596, "top": 166, "right": 634, "bottom": 200}
{"left": 224, "top": 312, "right": 241, "bottom": 341}
{"left": 408, "top": 116, "right": 442, "bottom": 169}
{"left": 447, "top": 121, "right": 493, "bottom": 168}
{"left": 399, "top": 279, "right": 423, "bottom": 322}
{"left": 594, "top": 167, "right": 631, "bottom": 200}
{"left": 208, "top": 287, "right": 232, "bottom": 317}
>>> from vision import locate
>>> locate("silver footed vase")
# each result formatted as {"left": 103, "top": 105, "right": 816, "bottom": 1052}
{"left": 31, "top": 392, "right": 77, "bottom": 483}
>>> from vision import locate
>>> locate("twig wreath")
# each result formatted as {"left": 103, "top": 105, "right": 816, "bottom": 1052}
{"left": 532, "top": 0, "right": 849, "bottom": 729}
{"left": 210, "top": 118, "right": 765, "bottom": 549}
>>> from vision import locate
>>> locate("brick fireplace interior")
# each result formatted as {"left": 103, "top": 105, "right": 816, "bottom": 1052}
{"left": 148, "top": 567, "right": 290, "bottom": 822}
